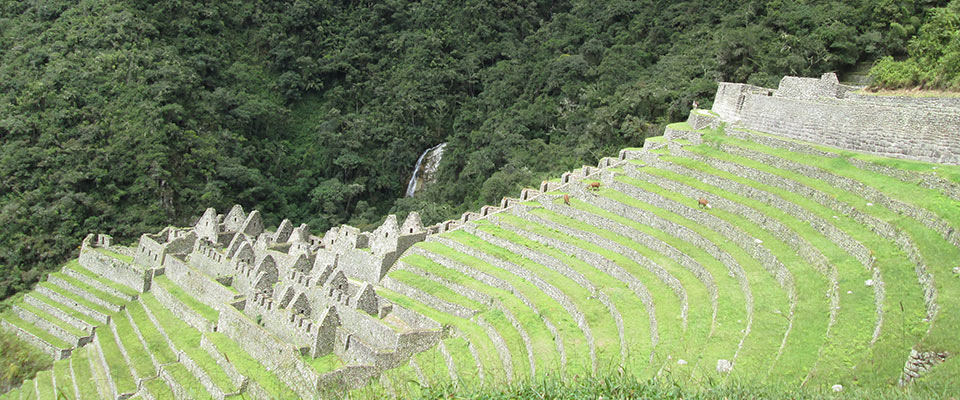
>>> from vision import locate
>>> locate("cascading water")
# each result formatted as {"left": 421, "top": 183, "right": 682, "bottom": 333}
{"left": 405, "top": 143, "right": 447, "bottom": 197}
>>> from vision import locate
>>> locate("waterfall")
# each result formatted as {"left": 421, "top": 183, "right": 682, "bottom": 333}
{"left": 405, "top": 143, "right": 447, "bottom": 197}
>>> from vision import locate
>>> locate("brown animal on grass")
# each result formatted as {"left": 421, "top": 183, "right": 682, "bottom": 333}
{"left": 587, "top": 181, "right": 601, "bottom": 191}
{"left": 564, "top": 194, "right": 570, "bottom": 205}
{"left": 698, "top": 197, "right": 711, "bottom": 209}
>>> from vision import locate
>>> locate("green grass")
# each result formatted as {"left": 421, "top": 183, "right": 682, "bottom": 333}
{"left": 64, "top": 260, "right": 139, "bottom": 298}
{"left": 124, "top": 303, "right": 177, "bottom": 365}
{"left": 111, "top": 310, "right": 156, "bottom": 379}
{"left": 95, "top": 323, "right": 138, "bottom": 394}
{"left": 648, "top": 157, "right": 880, "bottom": 383}
{"left": 698, "top": 134, "right": 945, "bottom": 384}
{"left": 303, "top": 353, "right": 344, "bottom": 376}
{"left": 48, "top": 272, "right": 126, "bottom": 309}
{"left": 140, "top": 293, "right": 237, "bottom": 393}
{"left": 512, "top": 206, "right": 715, "bottom": 372}
{"left": 623, "top": 167, "right": 831, "bottom": 381}
{"left": 36, "top": 281, "right": 112, "bottom": 317}
{"left": 154, "top": 275, "right": 220, "bottom": 323}
{"left": 442, "top": 337, "right": 481, "bottom": 384}
{"left": 1, "top": 313, "right": 69, "bottom": 349}
{"left": 470, "top": 220, "right": 655, "bottom": 374}
{"left": 33, "top": 371, "right": 53, "bottom": 400}
{"left": 599, "top": 181, "right": 789, "bottom": 380}
{"left": 413, "top": 344, "right": 451, "bottom": 387}
{"left": 93, "top": 247, "right": 135, "bottom": 264}
{"left": 206, "top": 332, "right": 298, "bottom": 399}
{"left": 143, "top": 378, "right": 175, "bottom": 400}
{"left": 376, "top": 286, "right": 506, "bottom": 384}
{"left": 674, "top": 145, "right": 922, "bottom": 384}
{"left": 25, "top": 292, "right": 99, "bottom": 327}
{"left": 556, "top": 194, "right": 750, "bottom": 375}
{"left": 416, "top": 240, "right": 572, "bottom": 376}
{"left": 18, "top": 380, "right": 34, "bottom": 400}
{"left": 52, "top": 359, "right": 74, "bottom": 399}
{"left": 165, "top": 362, "right": 214, "bottom": 400}
{"left": 15, "top": 301, "right": 86, "bottom": 338}
{"left": 389, "top": 269, "right": 487, "bottom": 312}
{"left": 490, "top": 211, "right": 685, "bottom": 372}
{"left": 71, "top": 346, "right": 102, "bottom": 400}
{"left": 447, "top": 228, "right": 623, "bottom": 370}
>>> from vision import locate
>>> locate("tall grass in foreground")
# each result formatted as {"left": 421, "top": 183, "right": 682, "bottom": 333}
{"left": 389, "top": 372, "right": 956, "bottom": 400}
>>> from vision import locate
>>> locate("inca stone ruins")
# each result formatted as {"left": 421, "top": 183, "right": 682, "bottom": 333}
{"left": 2, "top": 74, "right": 959, "bottom": 399}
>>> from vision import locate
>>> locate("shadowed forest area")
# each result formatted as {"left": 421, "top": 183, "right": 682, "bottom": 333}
{"left": 0, "top": 0, "right": 953, "bottom": 301}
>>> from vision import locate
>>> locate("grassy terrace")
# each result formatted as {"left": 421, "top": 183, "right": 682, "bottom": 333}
{"left": 140, "top": 293, "right": 238, "bottom": 394}
{"left": 512, "top": 206, "right": 714, "bottom": 370}
{"left": 395, "top": 251, "right": 543, "bottom": 381}
{"left": 376, "top": 284, "right": 505, "bottom": 383}
{"left": 15, "top": 302, "right": 86, "bottom": 339}
{"left": 620, "top": 168, "right": 830, "bottom": 380}
{"left": 153, "top": 275, "right": 220, "bottom": 323}
{"left": 470, "top": 220, "right": 654, "bottom": 373}
{"left": 647, "top": 158, "right": 880, "bottom": 383}
{"left": 446, "top": 227, "right": 622, "bottom": 369}
{"left": 26, "top": 292, "right": 100, "bottom": 327}
{"left": 52, "top": 359, "right": 73, "bottom": 398}
{"left": 596, "top": 184, "right": 789, "bottom": 379}
{"left": 303, "top": 353, "right": 345, "bottom": 376}
{"left": 72, "top": 346, "right": 102, "bottom": 399}
{"left": 111, "top": 309, "right": 156, "bottom": 379}
{"left": 667, "top": 147, "right": 908, "bottom": 383}
{"left": 1, "top": 312, "right": 69, "bottom": 349}
{"left": 95, "top": 323, "right": 138, "bottom": 394}
{"left": 34, "top": 371, "right": 53, "bottom": 400}
{"left": 94, "top": 247, "right": 135, "bottom": 264}
{"left": 49, "top": 272, "right": 126, "bottom": 309}
{"left": 64, "top": 260, "right": 139, "bottom": 299}
{"left": 125, "top": 302, "right": 177, "bottom": 365}
{"left": 36, "top": 281, "right": 112, "bottom": 318}
{"left": 494, "top": 210, "right": 686, "bottom": 369}
{"left": 416, "top": 240, "right": 574, "bottom": 376}
{"left": 164, "top": 362, "right": 214, "bottom": 399}
{"left": 692, "top": 134, "right": 951, "bottom": 384}
{"left": 206, "top": 332, "right": 298, "bottom": 399}
{"left": 556, "top": 196, "right": 749, "bottom": 375}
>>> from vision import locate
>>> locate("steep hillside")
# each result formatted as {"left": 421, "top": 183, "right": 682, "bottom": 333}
{"left": 1, "top": 0, "right": 949, "bottom": 302}
{"left": 1, "top": 75, "right": 958, "bottom": 399}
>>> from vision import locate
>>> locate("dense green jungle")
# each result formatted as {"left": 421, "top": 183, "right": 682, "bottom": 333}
{"left": 1, "top": 0, "right": 958, "bottom": 304}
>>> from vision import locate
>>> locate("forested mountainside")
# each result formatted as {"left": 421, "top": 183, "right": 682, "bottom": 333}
{"left": 0, "top": 0, "right": 950, "bottom": 300}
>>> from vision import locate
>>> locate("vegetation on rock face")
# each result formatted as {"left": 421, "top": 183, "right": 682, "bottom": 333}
{"left": 870, "top": 0, "right": 960, "bottom": 89}
{"left": 0, "top": 0, "right": 950, "bottom": 301}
